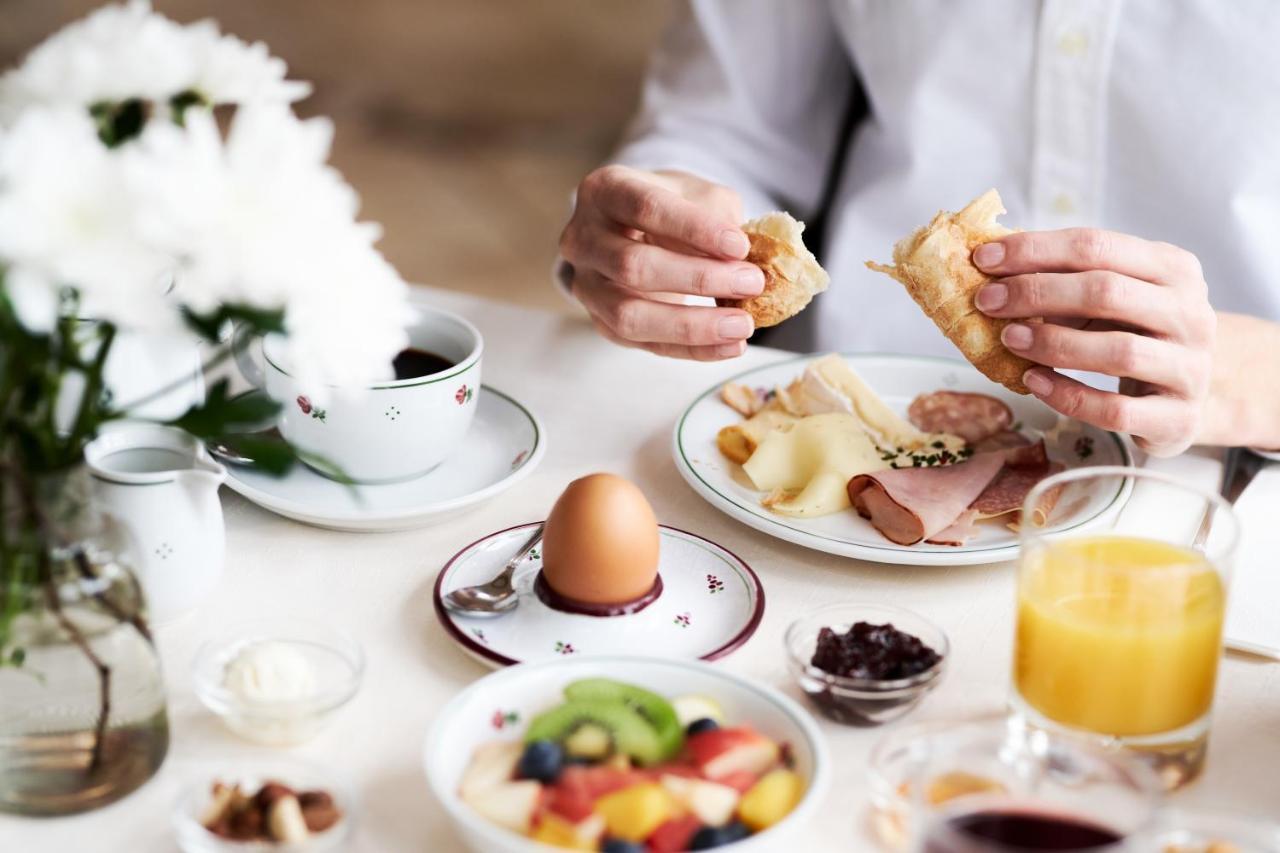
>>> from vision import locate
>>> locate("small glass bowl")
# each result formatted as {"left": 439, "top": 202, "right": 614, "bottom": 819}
{"left": 784, "top": 603, "right": 948, "bottom": 727}
{"left": 193, "top": 618, "right": 364, "bottom": 746}
{"left": 172, "top": 757, "right": 355, "bottom": 852}
{"left": 1147, "top": 810, "right": 1280, "bottom": 852}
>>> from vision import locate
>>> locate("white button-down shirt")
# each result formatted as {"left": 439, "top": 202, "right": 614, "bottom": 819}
{"left": 612, "top": 0, "right": 1280, "bottom": 356}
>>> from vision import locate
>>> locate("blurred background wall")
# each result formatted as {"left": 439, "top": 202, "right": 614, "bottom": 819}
{"left": 0, "top": 0, "right": 675, "bottom": 312}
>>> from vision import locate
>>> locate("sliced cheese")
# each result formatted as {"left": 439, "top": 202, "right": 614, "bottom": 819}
{"left": 807, "top": 354, "right": 962, "bottom": 452}
{"left": 742, "top": 413, "right": 888, "bottom": 516}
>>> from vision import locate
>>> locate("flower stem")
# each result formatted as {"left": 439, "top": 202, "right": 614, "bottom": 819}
{"left": 43, "top": 574, "right": 111, "bottom": 772}
{"left": 113, "top": 341, "right": 233, "bottom": 415}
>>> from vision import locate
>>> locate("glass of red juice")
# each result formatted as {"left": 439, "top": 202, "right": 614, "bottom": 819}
{"left": 909, "top": 718, "right": 1161, "bottom": 852}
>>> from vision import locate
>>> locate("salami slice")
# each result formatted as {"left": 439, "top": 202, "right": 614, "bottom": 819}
{"left": 970, "top": 440, "right": 1064, "bottom": 521}
{"left": 847, "top": 452, "right": 1006, "bottom": 545}
{"left": 907, "top": 391, "right": 1013, "bottom": 444}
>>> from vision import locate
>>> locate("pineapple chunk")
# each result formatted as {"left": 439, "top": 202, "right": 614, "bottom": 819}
{"left": 594, "top": 783, "right": 675, "bottom": 841}
{"left": 738, "top": 769, "right": 805, "bottom": 832}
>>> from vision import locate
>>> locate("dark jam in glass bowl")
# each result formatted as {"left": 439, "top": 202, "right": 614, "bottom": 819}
{"left": 805, "top": 622, "right": 943, "bottom": 726}
{"left": 811, "top": 622, "right": 941, "bottom": 680}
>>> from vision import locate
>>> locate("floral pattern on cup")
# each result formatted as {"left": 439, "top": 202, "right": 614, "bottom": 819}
{"left": 674, "top": 612, "right": 691, "bottom": 628}
{"left": 1075, "top": 435, "right": 1095, "bottom": 459}
{"left": 471, "top": 627, "right": 487, "bottom": 645}
{"left": 490, "top": 710, "right": 519, "bottom": 730}
{"left": 296, "top": 395, "right": 327, "bottom": 422}
{"left": 706, "top": 574, "right": 725, "bottom": 594}
{"left": 554, "top": 641, "right": 576, "bottom": 655}
{"left": 511, "top": 449, "right": 528, "bottom": 469}
{"left": 455, "top": 384, "right": 474, "bottom": 405}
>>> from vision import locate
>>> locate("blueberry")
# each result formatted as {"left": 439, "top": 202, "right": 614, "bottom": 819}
{"left": 690, "top": 821, "right": 751, "bottom": 849}
{"left": 516, "top": 740, "right": 563, "bottom": 783}
{"left": 601, "top": 840, "right": 646, "bottom": 853}
{"left": 686, "top": 717, "right": 720, "bottom": 736}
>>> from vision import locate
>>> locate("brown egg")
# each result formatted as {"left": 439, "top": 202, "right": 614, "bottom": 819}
{"left": 541, "top": 473, "right": 660, "bottom": 605}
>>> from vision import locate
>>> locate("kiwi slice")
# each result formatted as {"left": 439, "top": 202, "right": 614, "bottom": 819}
{"left": 563, "top": 678, "right": 684, "bottom": 760}
{"left": 524, "top": 698, "right": 665, "bottom": 766}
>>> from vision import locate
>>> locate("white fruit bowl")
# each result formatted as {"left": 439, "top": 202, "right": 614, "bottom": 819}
{"left": 423, "top": 655, "right": 830, "bottom": 852}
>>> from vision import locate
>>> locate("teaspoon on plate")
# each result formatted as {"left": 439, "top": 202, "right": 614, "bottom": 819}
{"left": 441, "top": 524, "right": 543, "bottom": 618}
{"left": 207, "top": 427, "right": 283, "bottom": 467}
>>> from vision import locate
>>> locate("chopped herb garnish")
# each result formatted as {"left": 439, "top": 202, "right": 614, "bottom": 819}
{"left": 931, "top": 440, "right": 945, "bottom": 449}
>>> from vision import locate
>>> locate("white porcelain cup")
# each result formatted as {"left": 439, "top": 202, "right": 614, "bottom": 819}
{"left": 86, "top": 424, "right": 227, "bottom": 624}
{"left": 236, "top": 305, "right": 483, "bottom": 484}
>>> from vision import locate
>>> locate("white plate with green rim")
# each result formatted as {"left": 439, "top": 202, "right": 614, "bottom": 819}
{"left": 222, "top": 385, "right": 544, "bottom": 532}
{"left": 434, "top": 522, "right": 764, "bottom": 667}
{"left": 672, "top": 353, "right": 1133, "bottom": 566}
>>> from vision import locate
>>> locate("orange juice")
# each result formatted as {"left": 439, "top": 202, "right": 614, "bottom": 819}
{"left": 1014, "top": 535, "right": 1225, "bottom": 737}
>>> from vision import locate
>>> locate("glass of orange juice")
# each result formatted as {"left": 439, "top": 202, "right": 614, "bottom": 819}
{"left": 1012, "top": 466, "right": 1239, "bottom": 791}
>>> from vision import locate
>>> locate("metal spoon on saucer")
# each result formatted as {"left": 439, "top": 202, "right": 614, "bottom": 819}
{"left": 207, "top": 427, "right": 283, "bottom": 467}
{"left": 442, "top": 524, "right": 543, "bottom": 617}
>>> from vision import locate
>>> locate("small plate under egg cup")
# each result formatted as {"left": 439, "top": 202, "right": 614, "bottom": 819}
{"left": 192, "top": 617, "right": 364, "bottom": 747}
{"left": 433, "top": 521, "right": 765, "bottom": 667}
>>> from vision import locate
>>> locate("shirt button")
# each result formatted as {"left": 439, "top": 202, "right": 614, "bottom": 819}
{"left": 1056, "top": 29, "right": 1090, "bottom": 57}
{"left": 1052, "top": 193, "right": 1077, "bottom": 215}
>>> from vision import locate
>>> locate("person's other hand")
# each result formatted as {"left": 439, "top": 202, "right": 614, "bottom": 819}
{"left": 560, "top": 166, "right": 764, "bottom": 360}
{"left": 973, "top": 228, "right": 1215, "bottom": 457}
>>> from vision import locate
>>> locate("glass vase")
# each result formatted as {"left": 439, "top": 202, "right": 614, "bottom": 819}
{"left": 0, "top": 469, "right": 170, "bottom": 815}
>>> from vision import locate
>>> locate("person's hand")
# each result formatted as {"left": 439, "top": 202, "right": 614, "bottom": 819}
{"left": 559, "top": 166, "right": 764, "bottom": 360}
{"left": 973, "top": 228, "right": 1216, "bottom": 457}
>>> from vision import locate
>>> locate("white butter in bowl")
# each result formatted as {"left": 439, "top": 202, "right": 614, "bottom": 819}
{"left": 193, "top": 619, "right": 364, "bottom": 746}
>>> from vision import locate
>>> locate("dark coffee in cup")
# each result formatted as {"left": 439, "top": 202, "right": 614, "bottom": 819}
{"left": 392, "top": 347, "right": 455, "bottom": 380}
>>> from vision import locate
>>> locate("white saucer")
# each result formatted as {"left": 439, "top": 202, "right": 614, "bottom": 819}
{"left": 222, "top": 386, "right": 545, "bottom": 532}
{"left": 434, "top": 522, "right": 765, "bottom": 668}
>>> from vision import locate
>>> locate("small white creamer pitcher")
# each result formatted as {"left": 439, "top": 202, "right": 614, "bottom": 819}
{"left": 85, "top": 424, "right": 227, "bottom": 623}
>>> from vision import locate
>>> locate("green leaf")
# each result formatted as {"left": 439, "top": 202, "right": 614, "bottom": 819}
{"left": 168, "top": 380, "right": 280, "bottom": 437}
{"left": 90, "top": 98, "right": 149, "bottom": 147}
{"left": 9, "top": 648, "right": 24, "bottom": 667}
{"left": 182, "top": 304, "right": 286, "bottom": 343}
{"left": 169, "top": 89, "right": 208, "bottom": 126}
{"left": 214, "top": 434, "right": 298, "bottom": 476}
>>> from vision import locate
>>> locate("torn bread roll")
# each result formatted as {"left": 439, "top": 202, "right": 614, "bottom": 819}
{"left": 717, "top": 212, "right": 829, "bottom": 327}
{"left": 865, "top": 189, "right": 1037, "bottom": 394}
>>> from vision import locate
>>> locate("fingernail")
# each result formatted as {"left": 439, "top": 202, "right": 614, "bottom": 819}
{"left": 719, "top": 229, "right": 750, "bottom": 258}
{"left": 718, "top": 315, "right": 753, "bottom": 340}
{"left": 1002, "top": 322, "right": 1033, "bottom": 350}
{"left": 716, "top": 341, "right": 745, "bottom": 358}
{"left": 976, "top": 283, "right": 1007, "bottom": 312}
{"left": 733, "top": 267, "right": 765, "bottom": 296}
{"left": 1024, "top": 370, "right": 1053, "bottom": 396}
{"left": 973, "top": 242, "right": 1005, "bottom": 270}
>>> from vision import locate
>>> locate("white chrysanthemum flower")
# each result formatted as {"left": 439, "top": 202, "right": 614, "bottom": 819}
{"left": 124, "top": 104, "right": 410, "bottom": 393}
{"left": 0, "top": 0, "right": 308, "bottom": 123}
{"left": 0, "top": 106, "right": 175, "bottom": 331}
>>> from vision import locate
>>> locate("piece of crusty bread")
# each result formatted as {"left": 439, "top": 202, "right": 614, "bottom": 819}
{"left": 866, "top": 189, "right": 1036, "bottom": 394}
{"left": 717, "top": 212, "right": 829, "bottom": 328}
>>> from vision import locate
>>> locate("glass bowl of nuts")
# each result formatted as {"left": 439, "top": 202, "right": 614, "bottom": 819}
{"left": 172, "top": 757, "right": 355, "bottom": 852}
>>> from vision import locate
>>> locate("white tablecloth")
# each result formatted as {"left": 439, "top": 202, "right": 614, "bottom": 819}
{"left": 5, "top": 286, "right": 1278, "bottom": 851}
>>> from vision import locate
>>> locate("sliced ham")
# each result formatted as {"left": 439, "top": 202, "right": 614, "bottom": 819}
{"left": 847, "top": 452, "right": 1006, "bottom": 545}
{"left": 907, "top": 391, "right": 1013, "bottom": 444}
{"left": 926, "top": 509, "right": 980, "bottom": 546}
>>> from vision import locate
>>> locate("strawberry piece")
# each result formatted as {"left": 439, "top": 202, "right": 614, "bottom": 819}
{"left": 686, "top": 727, "right": 781, "bottom": 782}
{"left": 715, "top": 770, "right": 761, "bottom": 794}
{"left": 646, "top": 815, "right": 702, "bottom": 852}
